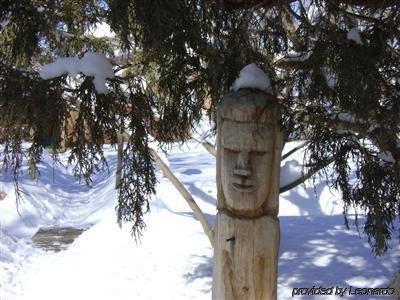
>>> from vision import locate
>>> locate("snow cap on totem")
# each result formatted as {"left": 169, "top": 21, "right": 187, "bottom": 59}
{"left": 230, "top": 63, "right": 271, "bottom": 92}
{"left": 222, "top": 63, "right": 278, "bottom": 123}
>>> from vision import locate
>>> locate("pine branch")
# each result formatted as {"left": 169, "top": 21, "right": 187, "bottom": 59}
{"left": 219, "top": 0, "right": 397, "bottom": 10}
{"left": 115, "top": 132, "right": 124, "bottom": 189}
{"left": 326, "top": 118, "right": 400, "bottom": 166}
{"left": 219, "top": 0, "right": 296, "bottom": 10}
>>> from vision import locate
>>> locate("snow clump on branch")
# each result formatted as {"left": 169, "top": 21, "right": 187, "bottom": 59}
{"left": 230, "top": 63, "right": 271, "bottom": 92}
{"left": 347, "top": 28, "right": 363, "bottom": 45}
{"left": 279, "top": 160, "right": 303, "bottom": 188}
{"left": 39, "top": 52, "right": 114, "bottom": 94}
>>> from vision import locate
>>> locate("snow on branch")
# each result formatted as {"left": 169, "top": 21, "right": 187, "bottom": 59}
{"left": 347, "top": 28, "right": 363, "bottom": 45}
{"left": 323, "top": 112, "right": 368, "bottom": 134}
{"left": 39, "top": 52, "right": 114, "bottom": 94}
{"left": 274, "top": 52, "right": 312, "bottom": 69}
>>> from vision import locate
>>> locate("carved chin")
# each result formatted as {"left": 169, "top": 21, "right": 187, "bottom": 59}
{"left": 232, "top": 182, "right": 256, "bottom": 192}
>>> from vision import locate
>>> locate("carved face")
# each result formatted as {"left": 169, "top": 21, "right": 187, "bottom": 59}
{"left": 221, "top": 120, "right": 273, "bottom": 211}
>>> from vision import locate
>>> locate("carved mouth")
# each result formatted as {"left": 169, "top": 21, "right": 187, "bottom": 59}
{"left": 232, "top": 183, "right": 255, "bottom": 192}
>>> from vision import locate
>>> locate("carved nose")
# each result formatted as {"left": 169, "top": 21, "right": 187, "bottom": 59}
{"left": 233, "top": 151, "right": 252, "bottom": 177}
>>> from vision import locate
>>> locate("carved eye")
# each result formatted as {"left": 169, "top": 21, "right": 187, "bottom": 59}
{"left": 250, "top": 150, "right": 266, "bottom": 156}
{"left": 224, "top": 147, "right": 239, "bottom": 154}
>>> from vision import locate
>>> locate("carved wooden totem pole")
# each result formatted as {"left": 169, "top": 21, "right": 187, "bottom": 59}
{"left": 213, "top": 89, "right": 284, "bottom": 300}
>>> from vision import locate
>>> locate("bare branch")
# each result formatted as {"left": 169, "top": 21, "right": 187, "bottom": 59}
{"left": 201, "top": 141, "right": 216, "bottom": 157}
{"left": 279, "top": 156, "right": 335, "bottom": 193}
{"left": 150, "top": 148, "right": 214, "bottom": 247}
{"left": 192, "top": 137, "right": 217, "bottom": 157}
{"left": 281, "top": 141, "right": 308, "bottom": 160}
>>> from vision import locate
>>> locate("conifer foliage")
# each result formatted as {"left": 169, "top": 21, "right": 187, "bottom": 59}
{"left": 1, "top": 0, "right": 399, "bottom": 253}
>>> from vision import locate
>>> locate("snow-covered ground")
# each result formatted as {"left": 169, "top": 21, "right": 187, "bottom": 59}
{"left": 1, "top": 135, "right": 399, "bottom": 299}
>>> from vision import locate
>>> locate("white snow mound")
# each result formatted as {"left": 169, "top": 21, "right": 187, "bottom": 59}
{"left": 231, "top": 63, "right": 271, "bottom": 92}
{"left": 91, "top": 23, "right": 115, "bottom": 38}
{"left": 79, "top": 52, "right": 115, "bottom": 79}
{"left": 347, "top": 28, "right": 363, "bottom": 45}
{"left": 280, "top": 159, "right": 303, "bottom": 187}
{"left": 39, "top": 52, "right": 114, "bottom": 94}
{"left": 39, "top": 57, "right": 80, "bottom": 79}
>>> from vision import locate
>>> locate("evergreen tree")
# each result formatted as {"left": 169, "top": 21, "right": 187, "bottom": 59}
{"left": 1, "top": 0, "right": 398, "bottom": 254}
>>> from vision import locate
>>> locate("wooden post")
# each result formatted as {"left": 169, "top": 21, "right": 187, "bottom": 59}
{"left": 213, "top": 89, "right": 284, "bottom": 300}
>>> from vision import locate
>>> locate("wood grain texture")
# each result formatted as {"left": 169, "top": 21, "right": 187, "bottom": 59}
{"left": 213, "top": 213, "right": 280, "bottom": 300}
